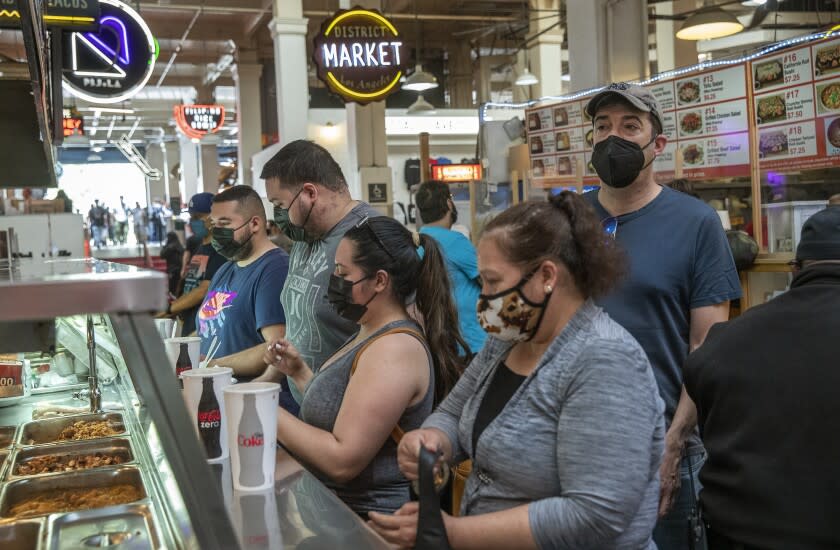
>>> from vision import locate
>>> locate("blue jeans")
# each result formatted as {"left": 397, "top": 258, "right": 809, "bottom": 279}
{"left": 653, "top": 451, "right": 706, "bottom": 550}
{"left": 91, "top": 225, "right": 105, "bottom": 248}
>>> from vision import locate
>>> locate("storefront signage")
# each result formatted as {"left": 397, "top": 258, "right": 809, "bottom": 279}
{"left": 62, "top": 108, "right": 85, "bottom": 137}
{"left": 432, "top": 164, "right": 482, "bottom": 182}
{"left": 174, "top": 105, "right": 226, "bottom": 140}
{"left": 312, "top": 7, "right": 405, "bottom": 104}
{"left": 0, "top": 0, "right": 100, "bottom": 29}
{"left": 61, "top": 0, "right": 157, "bottom": 104}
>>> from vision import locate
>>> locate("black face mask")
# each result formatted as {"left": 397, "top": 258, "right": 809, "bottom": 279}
{"left": 273, "top": 187, "right": 313, "bottom": 242}
{"left": 327, "top": 273, "right": 377, "bottom": 323}
{"left": 211, "top": 220, "right": 254, "bottom": 261}
{"left": 591, "top": 135, "right": 656, "bottom": 188}
{"left": 450, "top": 201, "right": 459, "bottom": 224}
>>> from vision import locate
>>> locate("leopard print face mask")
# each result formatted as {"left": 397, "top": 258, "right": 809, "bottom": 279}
{"left": 476, "top": 270, "right": 551, "bottom": 343}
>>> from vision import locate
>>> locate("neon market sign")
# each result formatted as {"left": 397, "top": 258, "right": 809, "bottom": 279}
{"left": 174, "top": 105, "right": 226, "bottom": 141}
{"left": 0, "top": 0, "right": 100, "bottom": 30}
{"left": 313, "top": 7, "right": 405, "bottom": 105}
{"left": 61, "top": 0, "right": 157, "bottom": 104}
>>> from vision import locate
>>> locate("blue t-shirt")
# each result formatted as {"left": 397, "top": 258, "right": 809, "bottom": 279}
{"left": 584, "top": 186, "right": 741, "bottom": 449}
{"left": 419, "top": 226, "right": 487, "bottom": 354}
{"left": 197, "top": 248, "right": 289, "bottom": 359}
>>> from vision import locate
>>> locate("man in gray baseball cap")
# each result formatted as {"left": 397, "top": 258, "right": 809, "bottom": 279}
{"left": 582, "top": 82, "right": 741, "bottom": 550}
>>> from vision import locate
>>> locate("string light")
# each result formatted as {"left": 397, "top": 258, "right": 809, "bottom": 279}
{"left": 480, "top": 30, "right": 840, "bottom": 122}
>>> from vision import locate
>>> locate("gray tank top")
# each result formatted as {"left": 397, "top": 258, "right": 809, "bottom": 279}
{"left": 299, "top": 319, "right": 434, "bottom": 515}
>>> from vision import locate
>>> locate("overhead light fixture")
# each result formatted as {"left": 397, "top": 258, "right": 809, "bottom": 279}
{"left": 515, "top": 68, "right": 539, "bottom": 87}
{"left": 676, "top": 5, "right": 744, "bottom": 40}
{"left": 82, "top": 107, "right": 135, "bottom": 114}
{"left": 561, "top": 74, "right": 571, "bottom": 82}
{"left": 319, "top": 121, "right": 339, "bottom": 140}
{"left": 407, "top": 95, "right": 436, "bottom": 114}
{"left": 90, "top": 145, "right": 105, "bottom": 153}
{"left": 402, "top": 65, "right": 438, "bottom": 92}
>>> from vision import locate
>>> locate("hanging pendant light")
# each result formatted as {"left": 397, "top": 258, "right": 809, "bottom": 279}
{"left": 407, "top": 94, "right": 436, "bottom": 114}
{"left": 403, "top": 65, "right": 439, "bottom": 92}
{"left": 403, "top": 0, "right": 438, "bottom": 92}
{"left": 515, "top": 68, "right": 539, "bottom": 87}
{"left": 676, "top": 5, "right": 744, "bottom": 40}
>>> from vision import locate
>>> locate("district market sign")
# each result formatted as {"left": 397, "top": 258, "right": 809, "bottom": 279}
{"left": 313, "top": 7, "right": 405, "bottom": 105}
{"left": 61, "top": 0, "right": 157, "bottom": 104}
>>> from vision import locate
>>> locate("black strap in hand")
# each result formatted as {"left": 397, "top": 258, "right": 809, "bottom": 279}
{"left": 414, "top": 447, "right": 452, "bottom": 550}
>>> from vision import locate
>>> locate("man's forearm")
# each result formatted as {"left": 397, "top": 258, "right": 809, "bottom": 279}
{"left": 213, "top": 344, "right": 270, "bottom": 377}
{"left": 170, "top": 286, "right": 206, "bottom": 314}
{"left": 666, "top": 386, "right": 698, "bottom": 448}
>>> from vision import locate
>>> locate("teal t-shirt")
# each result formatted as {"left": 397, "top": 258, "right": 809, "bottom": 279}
{"left": 419, "top": 226, "right": 487, "bottom": 354}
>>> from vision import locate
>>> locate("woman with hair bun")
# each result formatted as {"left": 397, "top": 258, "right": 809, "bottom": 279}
{"left": 263, "top": 216, "right": 468, "bottom": 518}
{"left": 370, "top": 191, "right": 665, "bottom": 549}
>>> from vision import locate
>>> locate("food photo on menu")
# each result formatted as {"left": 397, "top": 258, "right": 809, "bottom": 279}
{"left": 757, "top": 94, "right": 787, "bottom": 124}
{"left": 680, "top": 111, "right": 703, "bottom": 135}
{"left": 754, "top": 58, "right": 784, "bottom": 89}
{"left": 682, "top": 144, "right": 704, "bottom": 166}
{"left": 817, "top": 81, "right": 840, "bottom": 113}
{"left": 556, "top": 131, "right": 571, "bottom": 152}
{"left": 585, "top": 128, "right": 594, "bottom": 148}
{"left": 677, "top": 79, "right": 701, "bottom": 105}
{"left": 530, "top": 135, "right": 544, "bottom": 154}
{"left": 553, "top": 106, "right": 568, "bottom": 127}
{"left": 759, "top": 130, "right": 789, "bottom": 158}
{"left": 528, "top": 112, "right": 541, "bottom": 130}
{"left": 814, "top": 43, "right": 840, "bottom": 77}
{"left": 826, "top": 117, "right": 840, "bottom": 152}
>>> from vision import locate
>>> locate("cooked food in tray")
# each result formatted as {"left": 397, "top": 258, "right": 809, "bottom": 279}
{"left": 8, "top": 484, "right": 142, "bottom": 518}
{"left": 815, "top": 45, "right": 840, "bottom": 75}
{"left": 15, "top": 452, "right": 127, "bottom": 476}
{"left": 757, "top": 95, "right": 786, "bottom": 123}
{"left": 754, "top": 60, "right": 783, "bottom": 88}
{"left": 759, "top": 131, "right": 788, "bottom": 156}
{"left": 680, "top": 112, "right": 703, "bottom": 134}
{"left": 57, "top": 421, "right": 121, "bottom": 442}
{"left": 820, "top": 83, "right": 840, "bottom": 111}
{"left": 0, "top": 426, "right": 14, "bottom": 449}
{"left": 677, "top": 80, "right": 700, "bottom": 104}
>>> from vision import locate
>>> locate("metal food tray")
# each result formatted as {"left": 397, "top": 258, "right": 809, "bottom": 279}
{"left": 46, "top": 503, "right": 160, "bottom": 550}
{"left": 0, "top": 466, "right": 147, "bottom": 520}
{"left": 7, "top": 437, "right": 135, "bottom": 481}
{"left": 0, "top": 518, "right": 44, "bottom": 550}
{"left": 0, "top": 425, "right": 16, "bottom": 449}
{"left": 16, "top": 413, "right": 127, "bottom": 447}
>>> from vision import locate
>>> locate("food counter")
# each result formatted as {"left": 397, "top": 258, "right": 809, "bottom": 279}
{"left": 0, "top": 258, "right": 389, "bottom": 549}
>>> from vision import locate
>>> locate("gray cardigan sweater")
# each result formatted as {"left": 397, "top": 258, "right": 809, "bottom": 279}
{"left": 424, "top": 300, "right": 664, "bottom": 549}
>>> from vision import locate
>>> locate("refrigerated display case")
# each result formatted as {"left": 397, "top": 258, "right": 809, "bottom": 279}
{"left": 0, "top": 258, "right": 389, "bottom": 549}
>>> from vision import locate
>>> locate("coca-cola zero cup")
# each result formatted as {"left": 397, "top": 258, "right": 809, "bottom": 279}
{"left": 182, "top": 366, "right": 233, "bottom": 462}
{"left": 223, "top": 382, "right": 280, "bottom": 492}
{"left": 164, "top": 336, "right": 201, "bottom": 379}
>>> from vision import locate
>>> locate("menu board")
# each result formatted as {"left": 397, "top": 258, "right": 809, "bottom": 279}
{"left": 754, "top": 36, "right": 840, "bottom": 171}
{"left": 650, "top": 65, "right": 751, "bottom": 180}
{"left": 526, "top": 101, "right": 595, "bottom": 181}
{"left": 524, "top": 33, "right": 840, "bottom": 185}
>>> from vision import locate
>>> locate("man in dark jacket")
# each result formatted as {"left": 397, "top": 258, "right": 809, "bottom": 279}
{"left": 684, "top": 206, "right": 840, "bottom": 550}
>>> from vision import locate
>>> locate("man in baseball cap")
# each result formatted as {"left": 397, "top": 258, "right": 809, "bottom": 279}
{"left": 582, "top": 83, "right": 741, "bottom": 550}
{"left": 164, "top": 192, "right": 227, "bottom": 336}
{"left": 684, "top": 206, "right": 840, "bottom": 549}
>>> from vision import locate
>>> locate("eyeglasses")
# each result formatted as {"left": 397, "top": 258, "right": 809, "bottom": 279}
{"left": 601, "top": 216, "right": 618, "bottom": 239}
{"left": 355, "top": 216, "right": 396, "bottom": 261}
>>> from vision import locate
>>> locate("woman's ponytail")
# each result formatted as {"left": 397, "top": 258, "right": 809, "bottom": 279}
{"left": 414, "top": 233, "right": 468, "bottom": 405}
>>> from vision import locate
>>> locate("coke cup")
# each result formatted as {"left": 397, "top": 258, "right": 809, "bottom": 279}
{"left": 182, "top": 366, "right": 233, "bottom": 462}
{"left": 223, "top": 382, "right": 280, "bottom": 492}
{"left": 232, "top": 486, "right": 282, "bottom": 549}
{"left": 154, "top": 318, "right": 175, "bottom": 340}
{"left": 164, "top": 337, "right": 201, "bottom": 379}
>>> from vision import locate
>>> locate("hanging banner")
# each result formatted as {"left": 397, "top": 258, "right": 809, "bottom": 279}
{"left": 312, "top": 7, "right": 405, "bottom": 105}
{"left": 174, "top": 105, "right": 226, "bottom": 140}
{"left": 61, "top": 0, "right": 157, "bottom": 104}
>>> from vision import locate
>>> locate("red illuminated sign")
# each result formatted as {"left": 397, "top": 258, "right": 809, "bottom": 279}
{"left": 431, "top": 164, "right": 482, "bottom": 182}
{"left": 63, "top": 115, "right": 85, "bottom": 137}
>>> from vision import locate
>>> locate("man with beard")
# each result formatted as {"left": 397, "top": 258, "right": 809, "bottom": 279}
{"left": 583, "top": 83, "right": 741, "bottom": 550}
{"left": 197, "top": 186, "right": 289, "bottom": 383}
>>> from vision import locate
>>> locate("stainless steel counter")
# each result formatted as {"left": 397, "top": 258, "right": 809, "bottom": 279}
{"left": 215, "top": 447, "right": 391, "bottom": 550}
